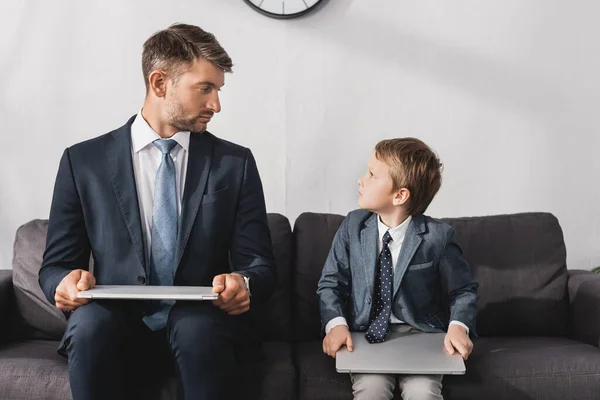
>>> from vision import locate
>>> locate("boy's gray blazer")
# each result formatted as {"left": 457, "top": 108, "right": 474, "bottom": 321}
{"left": 317, "top": 209, "right": 478, "bottom": 335}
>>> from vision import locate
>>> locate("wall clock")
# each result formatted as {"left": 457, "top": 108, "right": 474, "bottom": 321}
{"left": 244, "top": 0, "right": 325, "bottom": 19}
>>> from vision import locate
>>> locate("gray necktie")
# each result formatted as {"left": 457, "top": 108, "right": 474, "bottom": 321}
{"left": 143, "top": 139, "right": 178, "bottom": 331}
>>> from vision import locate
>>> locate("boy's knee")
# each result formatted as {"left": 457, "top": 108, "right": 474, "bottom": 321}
{"left": 351, "top": 373, "right": 395, "bottom": 400}
{"left": 399, "top": 375, "right": 443, "bottom": 400}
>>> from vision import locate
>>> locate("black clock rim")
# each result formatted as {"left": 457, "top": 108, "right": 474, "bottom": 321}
{"left": 243, "top": 0, "right": 326, "bottom": 19}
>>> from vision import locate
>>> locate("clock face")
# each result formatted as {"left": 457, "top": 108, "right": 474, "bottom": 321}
{"left": 244, "top": 0, "right": 324, "bottom": 19}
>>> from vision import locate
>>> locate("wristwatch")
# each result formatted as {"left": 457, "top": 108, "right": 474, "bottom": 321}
{"left": 242, "top": 275, "right": 251, "bottom": 297}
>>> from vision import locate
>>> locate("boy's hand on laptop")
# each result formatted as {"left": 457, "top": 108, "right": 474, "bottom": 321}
{"left": 444, "top": 324, "right": 473, "bottom": 360}
{"left": 323, "top": 325, "right": 353, "bottom": 358}
{"left": 55, "top": 269, "right": 95, "bottom": 311}
{"left": 212, "top": 273, "right": 250, "bottom": 315}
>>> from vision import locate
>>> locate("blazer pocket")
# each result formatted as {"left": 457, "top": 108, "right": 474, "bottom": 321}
{"left": 407, "top": 261, "right": 434, "bottom": 271}
{"left": 200, "top": 186, "right": 229, "bottom": 206}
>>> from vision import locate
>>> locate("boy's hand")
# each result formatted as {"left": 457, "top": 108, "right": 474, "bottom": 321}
{"left": 444, "top": 324, "right": 473, "bottom": 360}
{"left": 323, "top": 325, "right": 353, "bottom": 358}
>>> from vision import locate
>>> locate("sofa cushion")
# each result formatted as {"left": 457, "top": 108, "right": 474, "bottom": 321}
{"left": 244, "top": 341, "right": 298, "bottom": 400}
{"left": 249, "top": 214, "right": 294, "bottom": 342}
{"left": 12, "top": 220, "right": 67, "bottom": 340}
{"left": 441, "top": 213, "right": 569, "bottom": 336}
{"left": 293, "top": 213, "right": 345, "bottom": 341}
{"left": 295, "top": 340, "right": 352, "bottom": 400}
{"left": 0, "top": 340, "right": 70, "bottom": 400}
{"left": 295, "top": 337, "right": 600, "bottom": 400}
{"left": 443, "top": 336, "right": 600, "bottom": 400}
{"left": 0, "top": 340, "right": 296, "bottom": 400}
{"left": 292, "top": 212, "right": 569, "bottom": 339}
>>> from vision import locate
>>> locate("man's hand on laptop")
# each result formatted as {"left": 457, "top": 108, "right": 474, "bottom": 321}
{"left": 323, "top": 325, "right": 354, "bottom": 358}
{"left": 55, "top": 269, "right": 96, "bottom": 311}
{"left": 444, "top": 324, "right": 473, "bottom": 360}
{"left": 212, "top": 273, "right": 250, "bottom": 315}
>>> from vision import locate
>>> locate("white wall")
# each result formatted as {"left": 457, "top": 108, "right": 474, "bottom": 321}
{"left": 1, "top": 0, "right": 599, "bottom": 270}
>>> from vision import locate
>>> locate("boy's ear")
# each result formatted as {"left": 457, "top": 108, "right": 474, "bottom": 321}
{"left": 393, "top": 188, "right": 410, "bottom": 206}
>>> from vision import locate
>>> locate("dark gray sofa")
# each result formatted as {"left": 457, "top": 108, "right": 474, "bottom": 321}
{"left": 1, "top": 212, "right": 600, "bottom": 399}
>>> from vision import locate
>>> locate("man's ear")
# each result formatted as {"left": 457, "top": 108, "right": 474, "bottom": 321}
{"left": 147, "top": 70, "right": 168, "bottom": 98}
{"left": 393, "top": 188, "right": 410, "bottom": 206}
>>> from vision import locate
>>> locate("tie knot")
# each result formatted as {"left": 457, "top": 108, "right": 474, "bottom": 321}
{"left": 153, "top": 139, "right": 178, "bottom": 155}
{"left": 382, "top": 231, "right": 393, "bottom": 245}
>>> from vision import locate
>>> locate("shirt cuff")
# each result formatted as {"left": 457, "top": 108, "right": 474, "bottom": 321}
{"left": 232, "top": 273, "right": 251, "bottom": 297}
{"left": 325, "top": 317, "right": 348, "bottom": 335}
{"left": 449, "top": 320, "right": 469, "bottom": 335}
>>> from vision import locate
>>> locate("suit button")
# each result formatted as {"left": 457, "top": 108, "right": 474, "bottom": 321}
{"left": 359, "top": 325, "right": 365, "bottom": 330}
{"left": 137, "top": 276, "right": 146, "bottom": 284}
{"left": 367, "top": 298, "right": 372, "bottom": 305}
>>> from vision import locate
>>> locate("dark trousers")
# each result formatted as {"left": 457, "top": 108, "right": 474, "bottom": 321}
{"left": 60, "top": 300, "right": 239, "bottom": 400}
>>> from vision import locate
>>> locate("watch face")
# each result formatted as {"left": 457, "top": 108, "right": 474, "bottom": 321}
{"left": 244, "top": 0, "right": 325, "bottom": 19}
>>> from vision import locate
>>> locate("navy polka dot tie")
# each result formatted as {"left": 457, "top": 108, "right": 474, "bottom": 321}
{"left": 365, "top": 231, "right": 393, "bottom": 344}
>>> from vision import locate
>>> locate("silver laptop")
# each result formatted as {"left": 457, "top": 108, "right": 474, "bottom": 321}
{"left": 77, "top": 285, "right": 218, "bottom": 301}
{"left": 336, "top": 332, "right": 465, "bottom": 375}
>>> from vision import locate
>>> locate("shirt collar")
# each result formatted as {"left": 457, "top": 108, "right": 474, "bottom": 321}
{"left": 377, "top": 214, "right": 413, "bottom": 245}
{"left": 131, "top": 109, "right": 190, "bottom": 154}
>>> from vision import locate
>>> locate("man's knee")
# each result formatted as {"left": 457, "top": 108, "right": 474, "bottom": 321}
{"left": 64, "top": 301, "right": 125, "bottom": 351}
{"left": 168, "top": 303, "right": 235, "bottom": 356}
{"left": 399, "top": 375, "right": 443, "bottom": 400}
{"left": 351, "top": 373, "right": 396, "bottom": 400}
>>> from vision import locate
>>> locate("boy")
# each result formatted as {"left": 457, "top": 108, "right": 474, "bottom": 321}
{"left": 317, "top": 138, "right": 478, "bottom": 400}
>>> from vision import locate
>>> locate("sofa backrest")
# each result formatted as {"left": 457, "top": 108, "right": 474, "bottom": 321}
{"left": 292, "top": 211, "right": 570, "bottom": 341}
{"left": 292, "top": 213, "right": 345, "bottom": 341}
{"left": 441, "top": 213, "right": 569, "bottom": 336}
{"left": 249, "top": 214, "right": 294, "bottom": 341}
{"left": 11, "top": 214, "right": 294, "bottom": 342}
{"left": 0, "top": 269, "right": 15, "bottom": 343}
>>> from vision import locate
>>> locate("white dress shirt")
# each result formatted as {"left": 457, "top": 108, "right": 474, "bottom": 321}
{"left": 325, "top": 215, "right": 469, "bottom": 334}
{"left": 130, "top": 110, "right": 190, "bottom": 263}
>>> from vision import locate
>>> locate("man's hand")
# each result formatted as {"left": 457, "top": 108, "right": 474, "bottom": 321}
{"left": 444, "top": 324, "right": 473, "bottom": 360}
{"left": 322, "top": 325, "right": 353, "bottom": 358}
{"left": 212, "top": 273, "right": 250, "bottom": 315}
{"left": 54, "top": 269, "right": 96, "bottom": 312}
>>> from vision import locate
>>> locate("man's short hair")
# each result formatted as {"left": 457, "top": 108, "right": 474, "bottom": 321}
{"left": 142, "top": 23, "right": 233, "bottom": 91}
{"left": 375, "top": 138, "right": 443, "bottom": 215}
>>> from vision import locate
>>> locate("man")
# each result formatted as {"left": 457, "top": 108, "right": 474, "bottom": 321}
{"left": 39, "top": 23, "right": 276, "bottom": 400}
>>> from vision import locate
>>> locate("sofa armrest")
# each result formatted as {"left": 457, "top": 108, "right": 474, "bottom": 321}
{"left": 0, "top": 269, "right": 14, "bottom": 344}
{"left": 568, "top": 269, "right": 600, "bottom": 347}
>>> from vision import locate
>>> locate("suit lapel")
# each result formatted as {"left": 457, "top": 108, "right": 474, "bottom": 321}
{"left": 360, "top": 213, "right": 379, "bottom": 296}
{"left": 392, "top": 214, "right": 426, "bottom": 298}
{"left": 103, "top": 115, "right": 146, "bottom": 271}
{"left": 174, "top": 132, "right": 213, "bottom": 272}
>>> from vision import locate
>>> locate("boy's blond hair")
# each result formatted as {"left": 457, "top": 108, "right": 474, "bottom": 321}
{"left": 375, "top": 138, "right": 443, "bottom": 215}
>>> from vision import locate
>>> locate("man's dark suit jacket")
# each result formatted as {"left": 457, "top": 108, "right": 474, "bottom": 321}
{"left": 39, "top": 115, "right": 277, "bottom": 313}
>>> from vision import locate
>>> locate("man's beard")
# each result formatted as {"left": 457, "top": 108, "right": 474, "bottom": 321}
{"left": 166, "top": 98, "right": 206, "bottom": 133}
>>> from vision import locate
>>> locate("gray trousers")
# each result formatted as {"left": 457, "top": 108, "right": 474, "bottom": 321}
{"left": 350, "top": 324, "right": 444, "bottom": 400}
